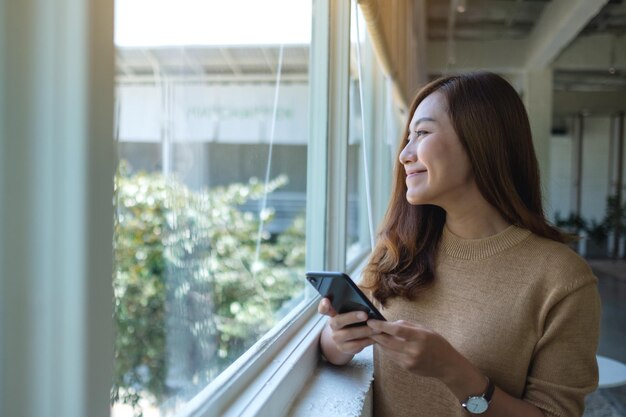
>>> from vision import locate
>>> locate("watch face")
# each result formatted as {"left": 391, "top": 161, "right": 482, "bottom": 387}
{"left": 465, "top": 396, "right": 489, "bottom": 414}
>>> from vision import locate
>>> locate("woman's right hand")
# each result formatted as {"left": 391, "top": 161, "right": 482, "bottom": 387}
{"left": 318, "top": 298, "right": 378, "bottom": 357}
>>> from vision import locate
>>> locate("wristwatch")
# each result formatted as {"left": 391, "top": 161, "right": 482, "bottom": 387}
{"left": 461, "top": 377, "right": 495, "bottom": 414}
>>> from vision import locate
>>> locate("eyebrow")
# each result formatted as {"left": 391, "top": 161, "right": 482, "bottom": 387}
{"left": 409, "top": 117, "right": 436, "bottom": 131}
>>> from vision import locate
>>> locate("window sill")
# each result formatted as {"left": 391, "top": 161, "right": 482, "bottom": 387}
{"left": 282, "top": 262, "right": 374, "bottom": 417}
{"left": 178, "top": 297, "right": 325, "bottom": 417}
{"left": 179, "top": 258, "right": 373, "bottom": 417}
{"left": 287, "top": 345, "right": 374, "bottom": 417}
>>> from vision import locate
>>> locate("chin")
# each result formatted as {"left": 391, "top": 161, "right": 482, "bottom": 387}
{"left": 405, "top": 192, "right": 426, "bottom": 206}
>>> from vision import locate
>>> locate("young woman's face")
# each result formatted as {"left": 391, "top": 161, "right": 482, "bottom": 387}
{"left": 399, "top": 92, "right": 475, "bottom": 208}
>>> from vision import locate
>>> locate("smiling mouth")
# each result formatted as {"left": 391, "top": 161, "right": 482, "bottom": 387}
{"left": 407, "top": 170, "right": 427, "bottom": 178}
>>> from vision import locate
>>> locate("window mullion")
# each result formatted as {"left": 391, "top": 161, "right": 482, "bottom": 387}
{"left": 305, "top": 0, "right": 330, "bottom": 273}
{"left": 324, "top": 0, "right": 352, "bottom": 272}
{"left": 305, "top": 0, "right": 352, "bottom": 272}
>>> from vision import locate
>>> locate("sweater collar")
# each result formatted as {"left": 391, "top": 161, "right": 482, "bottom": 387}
{"left": 440, "top": 224, "right": 531, "bottom": 260}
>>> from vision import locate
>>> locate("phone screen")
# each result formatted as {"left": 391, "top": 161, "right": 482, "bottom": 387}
{"left": 305, "top": 271, "right": 385, "bottom": 325}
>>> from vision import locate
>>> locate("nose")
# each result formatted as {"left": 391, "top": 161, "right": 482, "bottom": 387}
{"left": 399, "top": 140, "right": 416, "bottom": 165}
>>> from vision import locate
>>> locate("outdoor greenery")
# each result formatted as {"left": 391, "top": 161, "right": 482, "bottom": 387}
{"left": 111, "top": 164, "right": 305, "bottom": 415}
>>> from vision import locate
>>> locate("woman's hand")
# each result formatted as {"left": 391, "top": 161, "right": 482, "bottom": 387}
{"left": 318, "top": 298, "right": 378, "bottom": 364}
{"left": 366, "top": 319, "right": 463, "bottom": 380}
{"left": 367, "top": 319, "right": 487, "bottom": 400}
{"left": 366, "top": 320, "right": 482, "bottom": 405}
{"left": 367, "top": 319, "right": 548, "bottom": 417}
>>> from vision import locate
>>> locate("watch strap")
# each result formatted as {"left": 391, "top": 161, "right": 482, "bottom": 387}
{"left": 483, "top": 377, "right": 495, "bottom": 402}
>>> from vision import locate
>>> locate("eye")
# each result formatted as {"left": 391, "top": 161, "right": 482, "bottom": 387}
{"left": 407, "top": 130, "right": 428, "bottom": 143}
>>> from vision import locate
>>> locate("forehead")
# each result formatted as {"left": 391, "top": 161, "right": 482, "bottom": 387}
{"left": 410, "top": 92, "right": 448, "bottom": 126}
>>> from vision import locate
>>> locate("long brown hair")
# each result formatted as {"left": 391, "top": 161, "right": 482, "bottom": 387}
{"left": 365, "top": 71, "right": 567, "bottom": 306}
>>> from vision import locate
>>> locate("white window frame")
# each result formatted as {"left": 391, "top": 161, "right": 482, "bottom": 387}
{"left": 0, "top": 0, "right": 398, "bottom": 416}
{"left": 177, "top": 0, "right": 355, "bottom": 415}
{"left": 176, "top": 2, "right": 400, "bottom": 415}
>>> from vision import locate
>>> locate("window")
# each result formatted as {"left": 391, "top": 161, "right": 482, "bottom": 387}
{"left": 346, "top": 2, "right": 396, "bottom": 268}
{"left": 347, "top": 3, "right": 374, "bottom": 267}
{"left": 1, "top": 1, "right": 402, "bottom": 416}
{"left": 112, "top": 1, "right": 313, "bottom": 415}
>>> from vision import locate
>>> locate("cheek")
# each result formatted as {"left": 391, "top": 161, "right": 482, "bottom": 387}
{"left": 449, "top": 146, "right": 474, "bottom": 181}
{"left": 417, "top": 139, "right": 473, "bottom": 184}
{"left": 416, "top": 139, "right": 443, "bottom": 172}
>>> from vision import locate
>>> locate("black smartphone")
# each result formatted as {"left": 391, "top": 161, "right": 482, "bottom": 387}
{"left": 305, "top": 271, "right": 385, "bottom": 326}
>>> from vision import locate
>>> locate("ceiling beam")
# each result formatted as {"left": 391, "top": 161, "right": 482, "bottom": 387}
{"left": 525, "top": 0, "right": 609, "bottom": 70}
{"left": 427, "top": 39, "right": 526, "bottom": 73}
{"left": 505, "top": 0, "right": 524, "bottom": 28}
{"left": 427, "top": 34, "right": 626, "bottom": 74}
{"left": 554, "top": 33, "right": 626, "bottom": 71}
{"left": 554, "top": 90, "right": 626, "bottom": 116}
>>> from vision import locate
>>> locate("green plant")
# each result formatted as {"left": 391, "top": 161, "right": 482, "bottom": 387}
{"left": 604, "top": 194, "right": 626, "bottom": 258}
{"left": 554, "top": 212, "right": 588, "bottom": 234}
{"left": 605, "top": 195, "right": 626, "bottom": 231}
{"left": 111, "top": 164, "right": 305, "bottom": 415}
{"left": 586, "top": 218, "right": 608, "bottom": 244}
{"left": 554, "top": 195, "right": 626, "bottom": 250}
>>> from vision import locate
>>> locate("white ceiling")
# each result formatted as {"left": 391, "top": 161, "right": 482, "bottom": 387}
{"left": 426, "top": 0, "right": 626, "bottom": 93}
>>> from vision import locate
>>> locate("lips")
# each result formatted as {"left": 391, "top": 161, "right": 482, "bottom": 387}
{"left": 406, "top": 168, "right": 427, "bottom": 178}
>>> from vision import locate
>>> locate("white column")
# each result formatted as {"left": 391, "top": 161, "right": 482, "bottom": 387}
{"left": 0, "top": 0, "right": 115, "bottom": 416}
{"left": 523, "top": 69, "right": 553, "bottom": 207}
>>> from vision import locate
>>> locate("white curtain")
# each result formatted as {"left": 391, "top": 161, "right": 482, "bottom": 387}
{"left": 0, "top": 1, "right": 115, "bottom": 416}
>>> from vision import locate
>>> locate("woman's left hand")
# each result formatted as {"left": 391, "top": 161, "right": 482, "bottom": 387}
{"left": 367, "top": 319, "right": 549, "bottom": 417}
{"left": 367, "top": 319, "right": 466, "bottom": 382}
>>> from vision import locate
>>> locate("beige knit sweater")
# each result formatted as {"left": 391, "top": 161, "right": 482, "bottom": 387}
{"left": 367, "top": 225, "right": 600, "bottom": 417}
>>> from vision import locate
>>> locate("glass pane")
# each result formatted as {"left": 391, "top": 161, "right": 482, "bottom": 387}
{"left": 347, "top": 4, "right": 372, "bottom": 265}
{"left": 112, "top": 1, "right": 311, "bottom": 415}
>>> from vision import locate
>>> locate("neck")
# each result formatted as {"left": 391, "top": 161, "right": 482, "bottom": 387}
{"left": 442, "top": 193, "right": 511, "bottom": 239}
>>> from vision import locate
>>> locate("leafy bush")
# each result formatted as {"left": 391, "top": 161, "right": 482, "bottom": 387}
{"left": 605, "top": 195, "right": 626, "bottom": 233}
{"left": 554, "top": 195, "right": 626, "bottom": 249}
{"left": 554, "top": 212, "right": 587, "bottom": 234}
{"left": 111, "top": 165, "right": 305, "bottom": 414}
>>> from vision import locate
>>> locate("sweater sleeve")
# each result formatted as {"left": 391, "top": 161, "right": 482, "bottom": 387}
{"left": 523, "top": 280, "right": 601, "bottom": 417}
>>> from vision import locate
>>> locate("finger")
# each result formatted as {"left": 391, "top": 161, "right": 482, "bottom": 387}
{"left": 369, "top": 333, "right": 409, "bottom": 352}
{"left": 337, "top": 337, "right": 376, "bottom": 355}
{"left": 330, "top": 311, "right": 369, "bottom": 331}
{"left": 371, "top": 341, "right": 412, "bottom": 367}
{"left": 334, "top": 323, "right": 380, "bottom": 343}
{"left": 318, "top": 298, "right": 337, "bottom": 317}
{"left": 368, "top": 319, "right": 417, "bottom": 340}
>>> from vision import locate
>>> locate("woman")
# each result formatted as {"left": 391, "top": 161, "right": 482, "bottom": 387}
{"left": 318, "top": 72, "right": 600, "bottom": 417}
